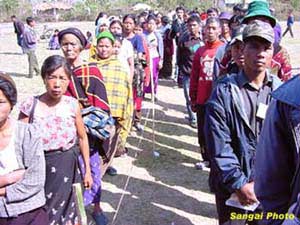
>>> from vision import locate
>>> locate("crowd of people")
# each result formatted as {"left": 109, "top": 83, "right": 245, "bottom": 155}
{"left": 2, "top": 1, "right": 300, "bottom": 224}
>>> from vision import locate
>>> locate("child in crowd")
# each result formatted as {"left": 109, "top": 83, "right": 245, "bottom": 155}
{"left": 86, "top": 31, "right": 93, "bottom": 49}
{"left": 48, "top": 29, "right": 60, "bottom": 50}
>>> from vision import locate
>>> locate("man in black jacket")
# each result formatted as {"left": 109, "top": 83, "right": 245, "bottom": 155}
{"left": 11, "top": 15, "right": 25, "bottom": 53}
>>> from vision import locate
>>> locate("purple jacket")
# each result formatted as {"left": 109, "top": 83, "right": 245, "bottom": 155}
{"left": 22, "top": 25, "right": 37, "bottom": 51}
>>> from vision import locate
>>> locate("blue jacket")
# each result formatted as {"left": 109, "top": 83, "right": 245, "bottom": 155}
{"left": 255, "top": 75, "right": 300, "bottom": 224}
{"left": 204, "top": 70, "right": 282, "bottom": 195}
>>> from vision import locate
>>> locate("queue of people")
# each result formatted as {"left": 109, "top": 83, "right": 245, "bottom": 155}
{"left": 2, "top": 1, "right": 300, "bottom": 224}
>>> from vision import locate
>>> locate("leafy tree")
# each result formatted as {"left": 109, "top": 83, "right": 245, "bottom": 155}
{"left": 0, "top": 0, "right": 19, "bottom": 17}
{"left": 291, "top": 0, "right": 299, "bottom": 9}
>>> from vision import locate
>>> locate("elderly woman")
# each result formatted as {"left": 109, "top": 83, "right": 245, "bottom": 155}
{"left": 58, "top": 27, "right": 111, "bottom": 225}
{"left": 19, "top": 55, "right": 93, "bottom": 225}
{"left": 90, "top": 31, "right": 133, "bottom": 169}
{"left": 0, "top": 73, "right": 48, "bottom": 225}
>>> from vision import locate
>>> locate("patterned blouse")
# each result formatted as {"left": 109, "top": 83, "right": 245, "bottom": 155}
{"left": 19, "top": 95, "right": 78, "bottom": 151}
{"left": 271, "top": 46, "right": 292, "bottom": 82}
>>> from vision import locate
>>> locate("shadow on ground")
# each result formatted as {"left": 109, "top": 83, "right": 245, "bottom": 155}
{"left": 1, "top": 71, "right": 28, "bottom": 78}
{"left": 101, "top": 79, "right": 217, "bottom": 225}
{"left": 0, "top": 52, "right": 23, "bottom": 55}
{"left": 102, "top": 174, "right": 216, "bottom": 225}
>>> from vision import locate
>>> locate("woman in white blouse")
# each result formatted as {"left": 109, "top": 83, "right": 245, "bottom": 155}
{"left": 0, "top": 73, "right": 48, "bottom": 225}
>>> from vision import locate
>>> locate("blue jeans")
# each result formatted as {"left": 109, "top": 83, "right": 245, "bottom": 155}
{"left": 182, "top": 75, "right": 196, "bottom": 122}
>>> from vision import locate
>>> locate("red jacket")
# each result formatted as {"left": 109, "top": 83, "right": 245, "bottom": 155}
{"left": 190, "top": 40, "right": 224, "bottom": 105}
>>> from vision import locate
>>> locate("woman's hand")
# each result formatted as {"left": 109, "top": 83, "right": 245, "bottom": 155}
{"left": 158, "top": 60, "right": 163, "bottom": 70}
{"left": 83, "top": 171, "right": 93, "bottom": 189}
{"left": 0, "top": 169, "right": 25, "bottom": 188}
{"left": 7, "top": 169, "right": 26, "bottom": 185}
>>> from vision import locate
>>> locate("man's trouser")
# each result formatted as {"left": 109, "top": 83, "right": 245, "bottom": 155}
{"left": 196, "top": 104, "right": 209, "bottom": 161}
{"left": 27, "top": 50, "right": 39, "bottom": 78}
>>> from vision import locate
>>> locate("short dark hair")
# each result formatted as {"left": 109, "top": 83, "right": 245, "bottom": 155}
{"left": 207, "top": 7, "right": 219, "bottom": 15}
{"left": 146, "top": 14, "right": 157, "bottom": 23}
{"left": 187, "top": 15, "right": 201, "bottom": 24}
{"left": 41, "top": 55, "right": 72, "bottom": 80}
{"left": 26, "top": 16, "right": 34, "bottom": 25}
{"left": 233, "top": 4, "right": 241, "bottom": 12}
{"left": 176, "top": 6, "right": 185, "bottom": 12}
{"left": 11, "top": 15, "right": 16, "bottom": 19}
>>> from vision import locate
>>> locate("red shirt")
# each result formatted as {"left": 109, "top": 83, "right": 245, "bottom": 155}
{"left": 190, "top": 40, "right": 224, "bottom": 105}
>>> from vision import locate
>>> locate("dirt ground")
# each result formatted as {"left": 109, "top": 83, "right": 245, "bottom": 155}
{"left": 0, "top": 21, "right": 300, "bottom": 225}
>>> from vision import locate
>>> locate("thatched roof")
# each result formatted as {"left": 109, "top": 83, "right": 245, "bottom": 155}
{"left": 34, "top": 2, "right": 72, "bottom": 11}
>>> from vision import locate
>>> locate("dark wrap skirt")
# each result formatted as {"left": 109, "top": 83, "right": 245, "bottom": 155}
{"left": 44, "top": 145, "right": 82, "bottom": 225}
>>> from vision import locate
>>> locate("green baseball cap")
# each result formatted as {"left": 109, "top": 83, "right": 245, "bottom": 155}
{"left": 242, "top": 0, "right": 276, "bottom": 27}
{"left": 96, "top": 31, "right": 115, "bottom": 44}
{"left": 242, "top": 20, "right": 274, "bottom": 43}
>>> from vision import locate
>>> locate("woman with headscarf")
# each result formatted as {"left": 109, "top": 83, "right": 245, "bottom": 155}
{"left": 18, "top": 55, "right": 93, "bottom": 225}
{"left": 90, "top": 30, "right": 133, "bottom": 166}
{"left": 0, "top": 73, "right": 48, "bottom": 225}
{"left": 57, "top": 28, "right": 111, "bottom": 225}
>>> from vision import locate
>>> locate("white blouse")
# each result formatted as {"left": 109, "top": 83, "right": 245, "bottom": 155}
{"left": 0, "top": 130, "right": 19, "bottom": 176}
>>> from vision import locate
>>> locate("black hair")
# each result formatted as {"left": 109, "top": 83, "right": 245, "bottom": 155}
{"left": 54, "top": 29, "right": 59, "bottom": 32}
{"left": 207, "top": 7, "right": 219, "bottom": 15}
{"left": 161, "top": 16, "right": 170, "bottom": 25}
{"left": 123, "top": 14, "right": 136, "bottom": 24}
{"left": 41, "top": 55, "right": 72, "bottom": 80}
{"left": 176, "top": 6, "right": 185, "bottom": 12}
{"left": 26, "top": 16, "right": 34, "bottom": 25}
{"left": 95, "top": 12, "right": 108, "bottom": 26}
{"left": 86, "top": 31, "right": 92, "bottom": 36}
{"left": 229, "top": 15, "right": 243, "bottom": 27}
{"left": 146, "top": 14, "right": 157, "bottom": 23}
{"left": 109, "top": 20, "right": 123, "bottom": 29}
{"left": 187, "top": 15, "right": 201, "bottom": 24}
{"left": 233, "top": 4, "right": 241, "bottom": 12}
{"left": 11, "top": 15, "right": 16, "bottom": 19}
{"left": 135, "top": 21, "right": 143, "bottom": 28}
{"left": 0, "top": 74, "right": 17, "bottom": 108}
{"left": 140, "top": 11, "right": 148, "bottom": 17}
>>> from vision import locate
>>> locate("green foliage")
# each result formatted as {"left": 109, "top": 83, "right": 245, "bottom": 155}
{"left": 0, "top": 0, "right": 19, "bottom": 17}
{"left": 0, "top": 0, "right": 297, "bottom": 22}
{"left": 291, "top": 0, "right": 299, "bottom": 9}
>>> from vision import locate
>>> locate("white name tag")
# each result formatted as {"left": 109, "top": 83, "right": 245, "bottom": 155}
{"left": 256, "top": 103, "right": 268, "bottom": 119}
